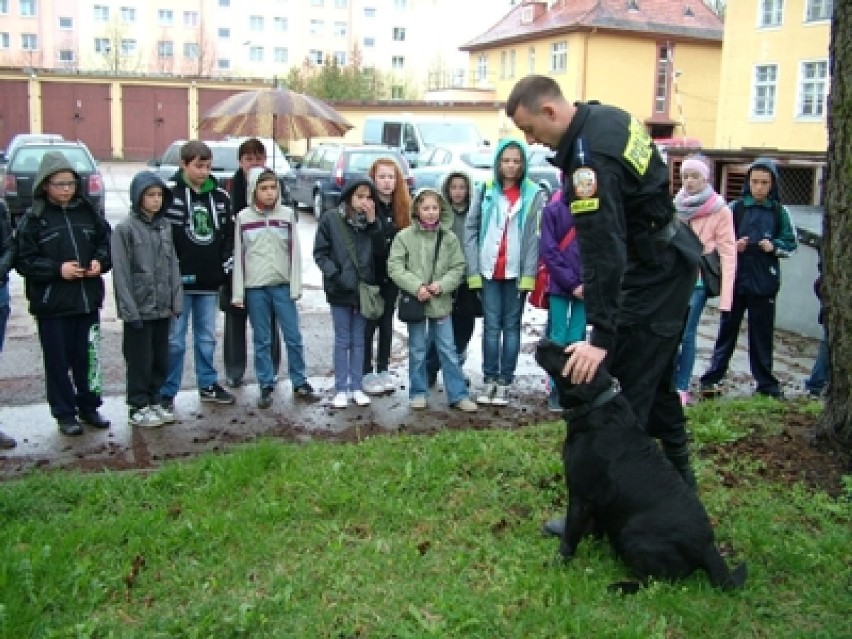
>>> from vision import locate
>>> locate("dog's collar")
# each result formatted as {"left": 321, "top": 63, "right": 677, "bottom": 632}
{"left": 562, "top": 379, "right": 622, "bottom": 421}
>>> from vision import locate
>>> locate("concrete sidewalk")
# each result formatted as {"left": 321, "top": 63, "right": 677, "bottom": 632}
{"left": 0, "top": 162, "right": 823, "bottom": 477}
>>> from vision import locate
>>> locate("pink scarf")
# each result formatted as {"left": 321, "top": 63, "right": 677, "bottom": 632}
{"left": 674, "top": 185, "right": 726, "bottom": 221}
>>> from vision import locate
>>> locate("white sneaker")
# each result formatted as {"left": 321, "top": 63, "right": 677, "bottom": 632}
{"left": 379, "top": 371, "right": 396, "bottom": 392}
{"left": 351, "top": 390, "right": 371, "bottom": 406}
{"left": 331, "top": 392, "right": 349, "bottom": 409}
{"left": 476, "top": 381, "right": 496, "bottom": 405}
{"left": 410, "top": 395, "right": 427, "bottom": 409}
{"left": 362, "top": 373, "right": 385, "bottom": 396}
{"left": 150, "top": 403, "right": 175, "bottom": 424}
{"left": 491, "top": 383, "right": 509, "bottom": 406}
{"left": 129, "top": 406, "right": 163, "bottom": 428}
{"left": 453, "top": 398, "right": 478, "bottom": 412}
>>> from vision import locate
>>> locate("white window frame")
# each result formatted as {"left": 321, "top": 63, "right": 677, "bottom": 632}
{"left": 797, "top": 59, "right": 828, "bottom": 118}
{"left": 20, "top": 0, "right": 36, "bottom": 17}
{"left": 364, "top": 7, "right": 376, "bottom": 17}
{"left": 158, "top": 9, "right": 174, "bottom": 26}
{"left": 58, "top": 16, "right": 73, "bottom": 29}
{"left": 94, "top": 4, "right": 109, "bottom": 22}
{"left": 184, "top": 42, "right": 199, "bottom": 59}
{"left": 391, "top": 55, "right": 404, "bottom": 69}
{"left": 157, "top": 40, "right": 174, "bottom": 58}
{"left": 758, "top": 0, "right": 784, "bottom": 27}
{"left": 121, "top": 39, "right": 137, "bottom": 55}
{"left": 335, "top": 0, "right": 347, "bottom": 7}
{"left": 477, "top": 54, "right": 487, "bottom": 82}
{"left": 218, "top": 28, "right": 230, "bottom": 39}
{"left": 364, "top": 36, "right": 375, "bottom": 47}
{"left": 752, "top": 63, "right": 778, "bottom": 118}
{"left": 0, "top": 0, "right": 7, "bottom": 14}
{"left": 528, "top": 47, "right": 535, "bottom": 74}
{"left": 0, "top": 33, "right": 10, "bottom": 49}
{"left": 58, "top": 49, "right": 74, "bottom": 63}
{"left": 394, "top": 0, "right": 407, "bottom": 8}
{"left": 500, "top": 51, "right": 507, "bottom": 79}
{"left": 334, "top": 22, "right": 347, "bottom": 37}
{"left": 333, "top": 51, "right": 346, "bottom": 65}
{"left": 309, "top": 49, "right": 323, "bottom": 65}
{"left": 804, "top": 0, "right": 832, "bottom": 21}
{"left": 120, "top": 6, "right": 136, "bottom": 23}
{"left": 392, "top": 27, "right": 405, "bottom": 41}
{"left": 274, "top": 47, "right": 288, "bottom": 63}
{"left": 310, "top": 19, "right": 324, "bottom": 35}
{"left": 184, "top": 11, "right": 199, "bottom": 27}
{"left": 249, "top": 15, "right": 264, "bottom": 30}
{"left": 217, "top": 58, "right": 230, "bottom": 70}
{"left": 94, "top": 37, "right": 110, "bottom": 54}
{"left": 21, "top": 33, "right": 38, "bottom": 50}
{"left": 249, "top": 46, "right": 264, "bottom": 62}
{"left": 274, "top": 17, "right": 288, "bottom": 31}
{"left": 550, "top": 41, "right": 567, "bottom": 73}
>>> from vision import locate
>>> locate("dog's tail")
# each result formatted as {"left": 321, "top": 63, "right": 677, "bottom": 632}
{"left": 703, "top": 546, "right": 748, "bottom": 590}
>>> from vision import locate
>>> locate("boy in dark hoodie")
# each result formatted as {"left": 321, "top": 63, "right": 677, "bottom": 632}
{"left": 700, "top": 158, "right": 797, "bottom": 399}
{"left": 160, "top": 140, "right": 235, "bottom": 410}
{"left": 15, "top": 151, "right": 112, "bottom": 436}
{"left": 112, "top": 171, "right": 183, "bottom": 427}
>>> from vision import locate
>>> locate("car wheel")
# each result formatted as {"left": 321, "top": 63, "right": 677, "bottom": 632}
{"left": 312, "top": 190, "right": 323, "bottom": 217}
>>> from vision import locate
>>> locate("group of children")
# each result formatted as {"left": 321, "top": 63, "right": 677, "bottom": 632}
{"left": 2, "top": 137, "right": 803, "bottom": 442}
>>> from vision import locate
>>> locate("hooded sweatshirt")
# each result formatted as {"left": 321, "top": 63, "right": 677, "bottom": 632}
{"left": 463, "top": 138, "right": 546, "bottom": 290}
{"left": 111, "top": 171, "right": 183, "bottom": 322}
{"left": 732, "top": 158, "right": 797, "bottom": 297}
{"left": 14, "top": 151, "right": 112, "bottom": 318}
{"left": 387, "top": 187, "right": 466, "bottom": 319}
{"left": 231, "top": 167, "right": 302, "bottom": 304}
{"left": 164, "top": 168, "right": 233, "bottom": 293}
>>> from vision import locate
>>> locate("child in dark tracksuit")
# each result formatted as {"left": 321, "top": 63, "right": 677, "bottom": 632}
{"left": 112, "top": 171, "right": 183, "bottom": 427}
{"left": 15, "top": 151, "right": 113, "bottom": 436}
{"left": 0, "top": 199, "right": 16, "bottom": 448}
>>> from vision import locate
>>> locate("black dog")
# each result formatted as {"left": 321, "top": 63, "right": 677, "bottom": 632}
{"left": 535, "top": 339, "right": 747, "bottom": 591}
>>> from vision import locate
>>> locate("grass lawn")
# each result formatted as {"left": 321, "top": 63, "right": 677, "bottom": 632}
{"left": 0, "top": 398, "right": 849, "bottom": 638}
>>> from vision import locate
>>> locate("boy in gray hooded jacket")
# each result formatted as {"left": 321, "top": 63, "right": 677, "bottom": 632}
{"left": 112, "top": 171, "right": 183, "bottom": 427}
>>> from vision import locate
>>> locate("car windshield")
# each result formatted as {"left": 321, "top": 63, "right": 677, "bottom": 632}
{"left": 347, "top": 151, "right": 403, "bottom": 172}
{"left": 10, "top": 147, "right": 94, "bottom": 173}
{"left": 417, "top": 122, "right": 483, "bottom": 146}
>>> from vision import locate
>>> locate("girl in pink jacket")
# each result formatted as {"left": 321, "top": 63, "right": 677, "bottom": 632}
{"left": 672, "top": 155, "right": 736, "bottom": 406}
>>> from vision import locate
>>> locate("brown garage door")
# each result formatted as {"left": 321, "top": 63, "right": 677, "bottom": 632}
{"left": 0, "top": 80, "right": 31, "bottom": 151}
{"left": 198, "top": 88, "right": 246, "bottom": 141}
{"left": 40, "top": 82, "right": 112, "bottom": 159}
{"left": 123, "top": 85, "right": 189, "bottom": 161}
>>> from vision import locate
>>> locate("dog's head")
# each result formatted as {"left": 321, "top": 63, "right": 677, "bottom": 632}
{"left": 534, "top": 338, "right": 616, "bottom": 410}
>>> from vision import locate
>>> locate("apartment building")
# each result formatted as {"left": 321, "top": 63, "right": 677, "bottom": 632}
{"left": 0, "top": 0, "right": 511, "bottom": 96}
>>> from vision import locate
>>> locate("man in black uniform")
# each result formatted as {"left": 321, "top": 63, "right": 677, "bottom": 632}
{"left": 507, "top": 75, "right": 703, "bottom": 535}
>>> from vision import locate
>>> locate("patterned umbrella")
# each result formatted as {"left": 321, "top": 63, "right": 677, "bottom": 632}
{"left": 199, "top": 88, "right": 353, "bottom": 143}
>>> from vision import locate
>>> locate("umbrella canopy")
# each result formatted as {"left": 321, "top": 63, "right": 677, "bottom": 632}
{"left": 199, "top": 88, "right": 353, "bottom": 143}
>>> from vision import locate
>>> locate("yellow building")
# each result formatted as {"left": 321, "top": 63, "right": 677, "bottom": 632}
{"left": 460, "top": 0, "right": 724, "bottom": 145}
{"left": 714, "top": 0, "right": 831, "bottom": 152}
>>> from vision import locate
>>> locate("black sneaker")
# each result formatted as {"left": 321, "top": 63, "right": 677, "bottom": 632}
{"left": 258, "top": 386, "right": 274, "bottom": 409}
{"left": 80, "top": 411, "right": 111, "bottom": 429}
{"left": 57, "top": 418, "right": 84, "bottom": 436}
{"left": 199, "top": 383, "right": 236, "bottom": 404}
{"left": 699, "top": 382, "right": 723, "bottom": 399}
{"left": 293, "top": 382, "right": 321, "bottom": 403}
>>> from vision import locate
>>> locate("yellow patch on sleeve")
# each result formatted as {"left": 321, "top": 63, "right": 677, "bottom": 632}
{"left": 622, "top": 119, "right": 652, "bottom": 176}
{"left": 570, "top": 198, "right": 599, "bottom": 215}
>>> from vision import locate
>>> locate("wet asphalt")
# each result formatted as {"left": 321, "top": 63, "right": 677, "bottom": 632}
{"left": 0, "top": 163, "right": 821, "bottom": 478}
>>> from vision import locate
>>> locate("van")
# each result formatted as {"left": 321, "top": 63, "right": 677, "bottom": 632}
{"left": 362, "top": 115, "right": 485, "bottom": 166}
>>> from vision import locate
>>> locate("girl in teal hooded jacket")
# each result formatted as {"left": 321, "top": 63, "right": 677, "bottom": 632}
{"left": 463, "top": 138, "right": 546, "bottom": 406}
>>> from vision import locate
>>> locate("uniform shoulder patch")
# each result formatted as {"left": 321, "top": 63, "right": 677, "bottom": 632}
{"left": 622, "top": 118, "right": 652, "bottom": 176}
{"left": 570, "top": 198, "right": 599, "bottom": 215}
{"left": 572, "top": 167, "right": 597, "bottom": 198}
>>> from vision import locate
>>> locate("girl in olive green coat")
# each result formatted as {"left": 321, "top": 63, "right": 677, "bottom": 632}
{"left": 387, "top": 188, "right": 476, "bottom": 412}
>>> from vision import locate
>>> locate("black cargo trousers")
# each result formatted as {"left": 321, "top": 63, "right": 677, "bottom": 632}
{"left": 607, "top": 224, "right": 697, "bottom": 465}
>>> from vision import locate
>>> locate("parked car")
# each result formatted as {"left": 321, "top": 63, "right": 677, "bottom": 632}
{"left": 148, "top": 137, "right": 292, "bottom": 199}
{"left": 1, "top": 140, "right": 105, "bottom": 228}
{"left": 0, "top": 133, "right": 64, "bottom": 166}
{"left": 410, "top": 144, "right": 560, "bottom": 197}
{"left": 287, "top": 144, "right": 413, "bottom": 217}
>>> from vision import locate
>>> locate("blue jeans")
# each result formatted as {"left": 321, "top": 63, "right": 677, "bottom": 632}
{"left": 408, "top": 316, "right": 469, "bottom": 404}
{"left": 481, "top": 278, "right": 525, "bottom": 384}
{"left": 674, "top": 287, "right": 708, "bottom": 391}
{"left": 331, "top": 304, "right": 366, "bottom": 393}
{"left": 805, "top": 327, "right": 829, "bottom": 394}
{"left": 161, "top": 293, "right": 219, "bottom": 397}
{"left": 246, "top": 284, "right": 307, "bottom": 389}
{"left": 0, "top": 284, "right": 9, "bottom": 352}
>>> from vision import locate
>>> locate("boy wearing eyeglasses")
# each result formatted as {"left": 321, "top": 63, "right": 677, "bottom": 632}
{"left": 14, "top": 151, "right": 113, "bottom": 436}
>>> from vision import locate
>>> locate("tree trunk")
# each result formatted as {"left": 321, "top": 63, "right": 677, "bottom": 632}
{"left": 820, "top": 3, "right": 852, "bottom": 448}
